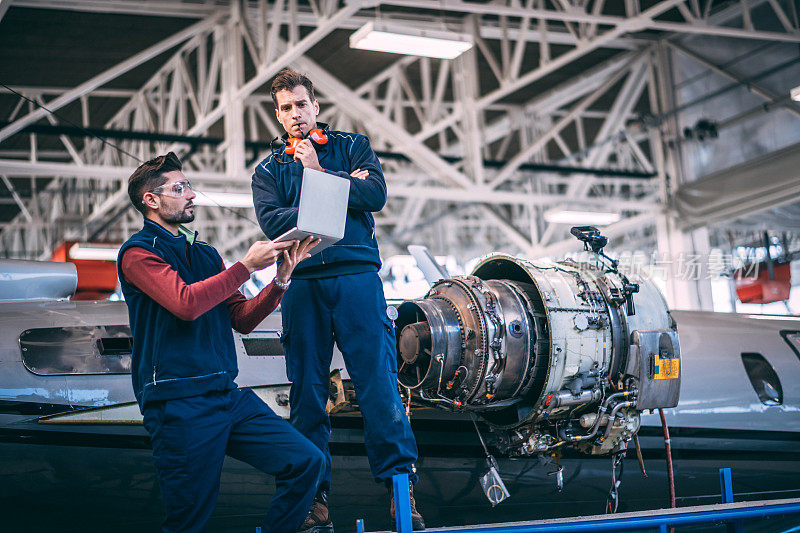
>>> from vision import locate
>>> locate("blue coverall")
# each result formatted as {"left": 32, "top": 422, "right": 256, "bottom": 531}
{"left": 252, "top": 127, "right": 419, "bottom": 493}
{"left": 144, "top": 388, "right": 325, "bottom": 533}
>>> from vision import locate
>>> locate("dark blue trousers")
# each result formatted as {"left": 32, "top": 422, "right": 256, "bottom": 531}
{"left": 279, "top": 271, "right": 418, "bottom": 493}
{"left": 142, "top": 387, "right": 324, "bottom": 533}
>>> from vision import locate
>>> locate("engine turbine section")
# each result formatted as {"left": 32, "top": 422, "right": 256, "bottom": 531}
{"left": 395, "top": 242, "right": 680, "bottom": 457}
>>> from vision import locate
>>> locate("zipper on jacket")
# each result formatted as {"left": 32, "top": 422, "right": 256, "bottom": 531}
{"left": 153, "top": 364, "right": 158, "bottom": 386}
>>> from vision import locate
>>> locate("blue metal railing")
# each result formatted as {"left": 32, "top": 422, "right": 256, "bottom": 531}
{"left": 352, "top": 468, "right": 800, "bottom": 533}
{"left": 720, "top": 467, "right": 744, "bottom": 533}
{"left": 402, "top": 501, "right": 800, "bottom": 532}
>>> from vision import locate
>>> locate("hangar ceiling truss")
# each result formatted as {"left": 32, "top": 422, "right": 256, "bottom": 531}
{"left": 0, "top": 0, "right": 799, "bottom": 262}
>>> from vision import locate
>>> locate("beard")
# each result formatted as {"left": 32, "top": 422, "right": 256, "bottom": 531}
{"left": 162, "top": 205, "right": 195, "bottom": 224}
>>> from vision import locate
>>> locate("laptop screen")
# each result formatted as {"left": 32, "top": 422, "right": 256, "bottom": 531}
{"left": 297, "top": 168, "right": 350, "bottom": 240}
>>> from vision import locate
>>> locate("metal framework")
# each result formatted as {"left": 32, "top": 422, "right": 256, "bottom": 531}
{"left": 1, "top": 0, "right": 799, "bottom": 308}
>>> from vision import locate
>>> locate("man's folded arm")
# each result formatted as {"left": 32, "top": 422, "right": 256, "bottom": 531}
{"left": 252, "top": 164, "right": 299, "bottom": 239}
{"left": 120, "top": 247, "right": 250, "bottom": 321}
{"left": 325, "top": 135, "right": 386, "bottom": 212}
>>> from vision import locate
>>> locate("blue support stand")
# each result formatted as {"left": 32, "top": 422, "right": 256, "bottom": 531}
{"left": 720, "top": 468, "right": 734, "bottom": 504}
{"left": 393, "top": 473, "right": 413, "bottom": 533}
{"left": 720, "top": 467, "right": 744, "bottom": 533}
{"left": 356, "top": 518, "right": 365, "bottom": 533}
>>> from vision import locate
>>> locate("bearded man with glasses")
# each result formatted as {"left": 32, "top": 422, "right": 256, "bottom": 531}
{"left": 117, "top": 152, "right": 323, "bottom": 533}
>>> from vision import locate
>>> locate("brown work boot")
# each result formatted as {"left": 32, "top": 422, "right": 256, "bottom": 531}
{"left": 390, "top": 480, "right": 425, "bottom": 530}
{"left": 297, "top": 491, "right": 334, "bottom": 533}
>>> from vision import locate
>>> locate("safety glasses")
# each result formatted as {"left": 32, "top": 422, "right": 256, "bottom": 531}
{"left": 149, "top": 180, "right": 194, "bottom": 198}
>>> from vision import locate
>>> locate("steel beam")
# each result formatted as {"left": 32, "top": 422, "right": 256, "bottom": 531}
{"left": 222, "top": 7, "right": 246, "bottom": 177}
{"left": 12, "top": 0, "right": 221, "bottom": 17}
{"left": 471, "top": 52, "right": 638, "bottom": 155}
{"left": 0, "top": 158, "right": 656, "bottom": 210}
{"left": 0, "top": 15, "right": 219, "bottom": 143}
{"left": 378, "top": 0, "right": 800, "bottom": 44}
{"left": 378, "top": 0, "right": 652, "bottom": 25}
{"left": 13, "top": 0, "right": 639, "bottom": 49}
{"left": 413, "top": 0, "right": 684, "bottom": 144}
{"left": 487, "top": 62, "right": 631, "bottom": 189}
{"left": 0, "top": 159, "right": 231, "bottom": 182}
{"left": 667, "top": 41, "right": 800, "bottom": 120}
{"left": 0, "top": 120, "right": 655, "bottom": 178}
{"left": 452, "top": 30, "right": 485, "bottom": 184}
{"left": 0, "top": 176, "right": 33, "bottom": 222}
{"left": 175, "top": 3, "right": 361, "bottom": 146}
{"left": 648, "top": 21, "right": 800, "bottom": 42}
{"left": 388, "top": 185, "right": 655, "bottom": 210}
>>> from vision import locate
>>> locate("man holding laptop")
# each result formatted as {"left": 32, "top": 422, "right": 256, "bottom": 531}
{"left": 251, "top": 68, "right": 424, "bottom": 532}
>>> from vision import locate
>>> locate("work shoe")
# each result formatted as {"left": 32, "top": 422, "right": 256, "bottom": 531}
{"left": 390, "top": 480, "right": 425, "bottom": 530}
{"left": 297, "top": 491, "right": 334, "bottom": 533}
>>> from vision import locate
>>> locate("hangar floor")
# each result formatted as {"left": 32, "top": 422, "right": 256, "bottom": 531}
{"left": 3, "top": 424, "right": 800, "bottom": 532}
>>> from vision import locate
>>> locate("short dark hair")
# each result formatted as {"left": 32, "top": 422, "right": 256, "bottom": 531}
{"left": 128, "top": 152, "right": 182, "bottom": 214}
{"left": 270, "top": 68, "right": 315, "bottom": 108}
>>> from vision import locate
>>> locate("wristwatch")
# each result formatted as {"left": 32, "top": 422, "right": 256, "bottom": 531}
{"left": 273, "top": 278, "right": 291, "bottom": 290}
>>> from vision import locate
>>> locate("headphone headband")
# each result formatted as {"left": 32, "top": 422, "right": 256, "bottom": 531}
{"left": 271, "top": 123, "right": 330, "bottom": 160}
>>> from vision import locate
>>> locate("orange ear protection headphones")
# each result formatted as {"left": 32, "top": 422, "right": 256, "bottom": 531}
{"left": 270, "top": 127, "right": 329, "bottom": 164}
{"left": 284, "top": 128, "right": 328, "bottom": 155}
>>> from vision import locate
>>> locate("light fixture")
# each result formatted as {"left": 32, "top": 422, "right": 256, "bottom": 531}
{"left": 543, "top": 208, "right": 622, "bottom": 226}
{"left": 350, "top": 21, "right": 473, "bottom": 59}
{"left": 68, "top": 243, "right": 120, "bottom": 261}
{"left": 193, "top": 191, "right": 254, "bottom": 208}
{"left": 792, "top": 85, "right": 800, "bottom": 102}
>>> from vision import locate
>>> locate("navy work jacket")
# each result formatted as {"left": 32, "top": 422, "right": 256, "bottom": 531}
{"left": 251, "top": 127, "right": 386, "bottom": 278}
{"left": 117, "top": 219, "right": 238, "bottom": 409}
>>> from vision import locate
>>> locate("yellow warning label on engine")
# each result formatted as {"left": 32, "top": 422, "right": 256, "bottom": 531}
{"left": 653, "top": 354, "right": 680, "bottom": 379}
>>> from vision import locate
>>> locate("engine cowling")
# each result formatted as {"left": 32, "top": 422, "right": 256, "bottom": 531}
{"left": 395, "top": 253, "right": 681, "bottom": 456}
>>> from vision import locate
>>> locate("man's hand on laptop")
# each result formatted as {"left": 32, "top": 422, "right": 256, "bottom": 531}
{"left": 350, "top": 168, "right": 369, "bottom": 180}
{"left": 292, "top": 139, "right": 323, "bottom": 171}
{"left": 241, "top": 240, "right": 294, "bottom": 273}
{"left": 276, "top": 236, "right": 320, "bottom": 283}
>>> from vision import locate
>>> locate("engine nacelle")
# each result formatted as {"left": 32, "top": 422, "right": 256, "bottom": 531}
{"left": 395, "top": 252, "right": 680, "bottom": 456}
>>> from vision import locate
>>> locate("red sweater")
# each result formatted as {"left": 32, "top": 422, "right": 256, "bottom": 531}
{"left": 120, "top": 247, "right": 284, "bottom": 334}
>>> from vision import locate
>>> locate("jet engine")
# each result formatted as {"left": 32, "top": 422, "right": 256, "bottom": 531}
{"left": 395, "top": 227, "right": 680, "bottom": 457}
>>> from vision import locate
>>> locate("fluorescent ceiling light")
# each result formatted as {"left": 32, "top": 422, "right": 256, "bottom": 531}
{"left": 68, "top": 243, "right": 120, "bottom": 261}
{"left": 350, "top": 21, "right": 473, "bottom": 59}
{"left": 543, "top": 208, "right": 622, "bottom": 226}
{"left": 193, "top": 191, "right": 253, "bottom": 208}
{"left": 792, "top": 85, "right": 800, "bottom": 102}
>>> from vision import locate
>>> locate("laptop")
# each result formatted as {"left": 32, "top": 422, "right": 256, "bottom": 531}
{"left": 274, "top": 168, "right": 351, "bottom": 255}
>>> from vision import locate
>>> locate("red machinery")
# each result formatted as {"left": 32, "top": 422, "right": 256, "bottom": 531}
{"left": 51, "top": 241, "right": 119, "bottom": 300}
{"left": 733, "top": 232, "right": 793, "bottom": 305}
{"left": 734, "top": 260, "right": 792, "bottom": 304}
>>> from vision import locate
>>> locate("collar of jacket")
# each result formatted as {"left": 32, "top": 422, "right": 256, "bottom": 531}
{"left": 142, "top": 218, "right": 198, "bottom": 246}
